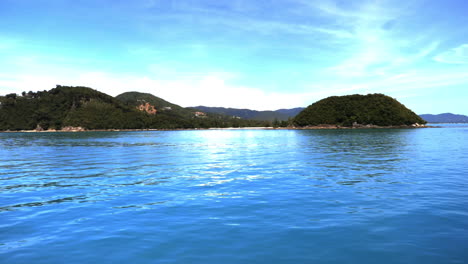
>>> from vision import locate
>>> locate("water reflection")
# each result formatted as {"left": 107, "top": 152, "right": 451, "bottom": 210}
{"left": 297, "top": 129, "right": 414, "bottom": 186}
{"left": 0, "top": 129, "right": 427, "bottom": 216}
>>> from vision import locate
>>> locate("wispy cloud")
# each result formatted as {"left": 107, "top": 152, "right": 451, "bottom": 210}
{"left": 433, "top": 44, "right": 468, "bottom": 64}
{"left": 298, "top": 0, "right": 395, "bottom": 21}
{"left": 304, "top": 0, "right": 446, "bottom": 87}
{"left": 139, "top": 1, "right": 354, "bottom": 40}
{"left": 415, "top": 41, "right": 439, "bottom": 59}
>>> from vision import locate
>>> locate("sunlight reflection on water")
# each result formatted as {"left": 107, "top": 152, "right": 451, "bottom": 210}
{"left": 1, "top": 127, "right": 467, "bottom": 263}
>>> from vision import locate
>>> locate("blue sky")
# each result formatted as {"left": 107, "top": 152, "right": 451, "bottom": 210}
{"left": 1, "top": 0, "right": 467, "bottom": 114}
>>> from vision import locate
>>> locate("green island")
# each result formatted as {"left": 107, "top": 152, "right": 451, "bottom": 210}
{"left": 293, "top": 94, "right": 426, "bottom": 128}
{"left": 0, "top": 86, "right": 426, "bottom": 131}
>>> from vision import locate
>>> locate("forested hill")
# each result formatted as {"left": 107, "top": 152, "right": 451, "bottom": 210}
{"left": 0, "top": 86, "right": 268, "bottom": 131}
{"left": 0, "top": 85, "right": 148, "bottom": 130}
{"left": 116, "top": 91, "right": 195, "bottom": 124}
{"left": 192, "top": 106, "right": 304, "bottom": 121}
{"left": 294, "top": 94, "right": 426, "bottom": 127}
{"left": 116, "top": 92, "right": 186, "bottom": 113}
{"left": 419, "top": 113, "right": 468, "bottom": 123}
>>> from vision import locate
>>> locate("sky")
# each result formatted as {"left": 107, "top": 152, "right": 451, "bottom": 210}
{"left": 0, "top": 0, "right": 467, "bottom": 114}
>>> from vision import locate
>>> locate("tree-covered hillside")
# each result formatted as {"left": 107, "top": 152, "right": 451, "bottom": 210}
{"left": 116, "top": 92, "right": 187, "bottom": 114}
{"left": 116, "top": 92, "right": 269, "bottom": 129}
{"left": 0, "top": 85, "right": 148, "bottom": 130}
{"left": 0, "top": 86, "right": 269, "bottom": 131}
{"left": 294, "top": 94, "right": 426, "bottom": 127}
{"left": 116, "top": 92, "right": 194, "bottom": 119}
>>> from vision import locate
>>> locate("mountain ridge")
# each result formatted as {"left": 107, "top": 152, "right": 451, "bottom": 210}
{"left": 191, "top": 106, "right": 304, "bottom": 121}
{"left": 193, "top": 107, "right": 468, "bottom": 124}
{"left": 419, "top": 113, "right": 468, "bottom": 123}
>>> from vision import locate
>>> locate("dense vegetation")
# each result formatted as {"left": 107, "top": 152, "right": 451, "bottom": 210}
{"left": 0, "top": 86, "right": 268, "bottom": 131}
{"left": 294, "top": 94, "right": 426, "bottom": 127}
{"left": 0, "top": 86, "right": 148, "bottom": 130}
{"left": 116, "top": 92, "right": 270, "bottom": 129}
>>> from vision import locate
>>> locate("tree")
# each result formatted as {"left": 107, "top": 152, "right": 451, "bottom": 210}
{"left": 6, "top": 93, "right": 17, "bottom": 99}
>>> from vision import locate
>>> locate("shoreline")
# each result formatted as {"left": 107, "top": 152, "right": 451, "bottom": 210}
{"left": 0, "top": 125, "right": 434, "bottom": 133}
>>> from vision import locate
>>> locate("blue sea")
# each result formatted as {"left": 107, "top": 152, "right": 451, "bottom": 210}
{"left": 1, "top": 125, "right": 467, "bottom": 264}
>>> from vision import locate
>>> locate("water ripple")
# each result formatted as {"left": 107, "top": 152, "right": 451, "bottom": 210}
{"left": 1, "top": 128, "right": 467, "bottom": 263}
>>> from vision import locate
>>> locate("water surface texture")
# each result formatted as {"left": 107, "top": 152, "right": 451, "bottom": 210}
{"left": 1, "top": 125, "right": 467, "bottom": 263}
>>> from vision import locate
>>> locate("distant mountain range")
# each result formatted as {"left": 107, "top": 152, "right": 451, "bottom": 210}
{"left": 192, "top": 106, "right": 305, "bottom": 121}
{"left": 194, "top": 106, "right": 468, "bottom": 124}
{"left": 419, "top": 113, "right": 468, "bottom": 123}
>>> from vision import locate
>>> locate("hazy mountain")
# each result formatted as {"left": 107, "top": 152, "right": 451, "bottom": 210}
{"left": 192, "top": 106, "right": 304, "bottom": 121}
{"left": 419, "top": 113, "right": 468, "bottom": 123}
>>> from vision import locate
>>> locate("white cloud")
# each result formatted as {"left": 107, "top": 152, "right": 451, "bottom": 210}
{"left": 1, "top": 64, "right": 467, "bottom": 112}
{"left": 433, "top": 44, "right": 468, "bottom": 64}
{"left": 0, "top": 72, "right": 310, "bottom": 110}
{"left": 0, "top": 74, "right": 66, "bottom": 93}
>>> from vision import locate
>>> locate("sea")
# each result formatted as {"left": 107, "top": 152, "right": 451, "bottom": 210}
{"left": 1, "top": 124, "right": 467, "bottom": 264}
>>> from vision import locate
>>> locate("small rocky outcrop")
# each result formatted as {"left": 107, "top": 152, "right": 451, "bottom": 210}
{"left": 137, "top": 102, "right": 157, "bottom": 114}
{"left": 411, "top": 123, "right": 425, "bottom": 127}
{"left": 61, "top": 126, "right": 85, "bottom": 132}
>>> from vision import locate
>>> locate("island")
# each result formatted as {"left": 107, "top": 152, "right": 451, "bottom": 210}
{"left": 293, "top": 94, "right": 426, "bottom": 128}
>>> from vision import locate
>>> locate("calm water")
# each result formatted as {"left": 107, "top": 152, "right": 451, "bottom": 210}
{"left": 1, "top": 125, "right": 467, "bottom": 263}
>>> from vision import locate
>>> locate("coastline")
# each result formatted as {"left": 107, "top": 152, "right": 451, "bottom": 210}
{"left": 0, "top": 124, "right": 433, "bottom": 133}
